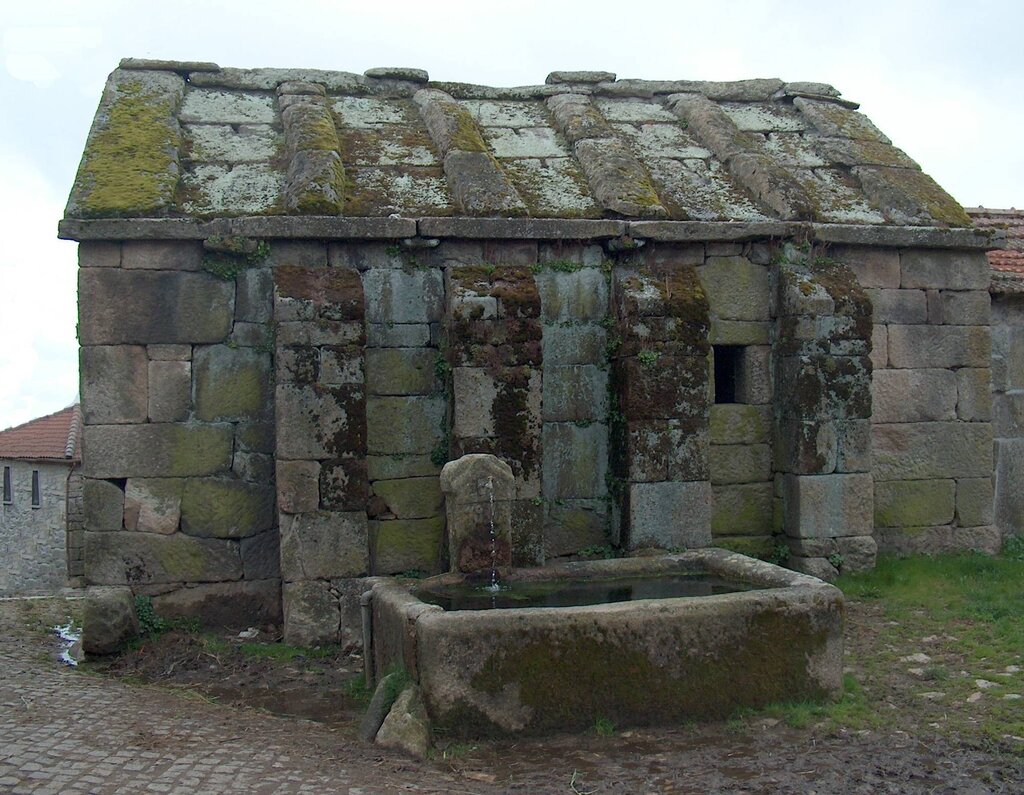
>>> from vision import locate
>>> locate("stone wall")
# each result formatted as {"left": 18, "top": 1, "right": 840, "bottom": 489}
{"left": 992, "top": 293, "right": 1024, "bottom": 539}
{"left": 843, "top": 246, "right": 998, "bottom": 555}
{"left": 0, "top": 460, "right": 72, "bottom": 595}
{"left": 272, "top": 245, "right": 369, "bottom": 647}
{"left": 536, "top": 246, "right": 610, "bottom": 559}
{"left": 66, "top": 468, "right": 84, "bottom": 586}
{"left": 612, "top": 255, "right": 712, "bottom": 550}
{"left": 773, "top": 251, "right": 875, "bottom": 578}
{"left": 75, "top": 234, "right": 1003, "bottom": 638}
{"left": 78, "top": 240, "right": 280, "bottom": 627}
{"left": 698, "top": 244, "right": 775, "bottom": 560}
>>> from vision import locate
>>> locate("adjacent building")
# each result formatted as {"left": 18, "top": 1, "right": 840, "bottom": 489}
{"left": 969, "top": 207, "right": 1024, "bottom": 540}
{"left": 0, "top": 404, "right": 83, "bottom": 595}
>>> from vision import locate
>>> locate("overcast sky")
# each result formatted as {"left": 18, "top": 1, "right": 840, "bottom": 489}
{"left": 1, "top": 0, "right": 1021, "bottom": 431}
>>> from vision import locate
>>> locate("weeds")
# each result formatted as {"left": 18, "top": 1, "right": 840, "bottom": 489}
{"left": 134, "top": 596, "right": 169, "bottom": 637}
{"left": 593, "top": 716, "right": 615, "bottom": 736}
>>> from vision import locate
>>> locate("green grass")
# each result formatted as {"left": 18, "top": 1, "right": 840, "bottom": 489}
{"left": 837, "top": 550, "right": 1024, "bottom": 640}
{"left": 729, "top": 548, "right": 1024, "bottom": 749}
{"left": 835, "top": 549, "right": 1024, "bottom": 746}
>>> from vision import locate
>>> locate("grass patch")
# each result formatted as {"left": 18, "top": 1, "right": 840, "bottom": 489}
{"left": 346, "top": 677, "right": 372, "bottom": 705}
{"left": 835, "top": 550, "right": 1024, "bottom": 747}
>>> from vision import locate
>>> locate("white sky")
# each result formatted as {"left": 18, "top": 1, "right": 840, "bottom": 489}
{"left": 1, "top": 0, "right": 1021, "bottom": 430}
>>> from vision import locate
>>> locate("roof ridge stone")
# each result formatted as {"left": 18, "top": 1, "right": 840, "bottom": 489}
{"left": 546, "top": 71, "right": 616, "bottom": 85}
{"left": 120, "top": 57, "right": 220, "bottom": 73}
{"left": 364, "top": 67, "right": 429, "bottom": 83}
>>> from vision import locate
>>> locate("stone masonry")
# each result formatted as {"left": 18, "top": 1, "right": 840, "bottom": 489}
{"left": 78, "top": 240, "right": 281, "bottom": 628}
{"left": 857, "top": 247, "right": 997, "bottom": 556}
{"left": 0, "top": 461, "right": 74, "bottom": 595}
{"left": 774, "top": 247, "right": 875, "bottom": 578}
{"left": 991, "top": 293, "right": 1024, "bottom": 539}
{"left": 273, "top": 248, "right": 369, "bottom": 647}
{"left": 612, "top": 260, "right": 712, "bottom": 550}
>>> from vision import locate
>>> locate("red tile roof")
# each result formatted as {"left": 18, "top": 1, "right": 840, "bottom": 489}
{"left": 0, "top": 405, "right": 82, "bottom": 462}
{"left": 967, "top": 207, "right": 1024, "bottom": 293}
{"left": 968, "top": 207, "right": 1024, "bottom": 271}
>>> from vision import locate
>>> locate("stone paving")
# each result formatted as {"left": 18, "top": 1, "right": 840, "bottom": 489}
{"left": 0, "top": 602, "right": 475, "bottom": 795}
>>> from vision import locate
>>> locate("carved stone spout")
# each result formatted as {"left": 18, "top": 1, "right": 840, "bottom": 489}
{"left": 439, "top": 454, "right": 514, "bottom": 574}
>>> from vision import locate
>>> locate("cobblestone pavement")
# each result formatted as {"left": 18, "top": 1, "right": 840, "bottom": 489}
{"left": 0, "top": 600, "right": 481, "bottom": 795}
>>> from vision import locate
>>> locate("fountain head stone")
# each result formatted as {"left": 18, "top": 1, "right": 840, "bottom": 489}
{"left": 439, "top": 454, "right": 514, "bottom": 575}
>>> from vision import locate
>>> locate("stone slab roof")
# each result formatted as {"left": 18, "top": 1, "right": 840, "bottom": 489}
{"left": 0, "top": 405, "right": 82, "bottom": 463}
{"left": 62, "top": 60, "right": 984, "bottom": 245}
{"left": 967, "top": 207, "right": 1024, "bottom": 293}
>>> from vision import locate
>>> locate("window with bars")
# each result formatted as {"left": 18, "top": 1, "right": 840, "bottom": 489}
{"left": 31, "top": 470, "right": 40, "bottom": 508}
{"left": 2, "top": 466, "right": 10, "bottom": 504}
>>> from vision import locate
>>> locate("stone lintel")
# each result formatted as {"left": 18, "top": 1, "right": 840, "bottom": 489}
{"left": 60, "top": 216, "right": 1000, "bottom": 251}
{"left": 630, "top": 221, "right": 800, "bottom": 242}
{"left": 811, "top": 224, "right": 1001, "bottom": 251}
{"left": 417, "top": 217, "right": 626, "bottom": 239}
{"left": 59, "top": 216, "right": 418, "bottom": 241}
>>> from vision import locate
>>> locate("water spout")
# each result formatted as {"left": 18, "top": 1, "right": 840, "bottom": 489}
{"left": 439, "top": 453, "right": 515, "bottom": 577}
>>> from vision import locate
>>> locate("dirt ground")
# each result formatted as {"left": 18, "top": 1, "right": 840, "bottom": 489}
{"left": 75, "top": 599, "right": 1024, "bottom": 794}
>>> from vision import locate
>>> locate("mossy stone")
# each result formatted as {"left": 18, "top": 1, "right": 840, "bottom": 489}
{"left": 711, "top": 535, "right": 777, "bottom": 560}
{"left": 873, "top": 479, "right": 955, "bottom": 528}
{"left": 371, "top": 517, "right": 444, "bottom": 574}
{"left": 180, "top": 478, "right": 275, "bottom": 539}
{"left": 194, "top": 346, "right": 272, "bottom": 422}
{"left": 709, "top": 404, "right": 769, "bottom": 445}
{"left": 711, "top": 483, "right": 773, "bottom": 535}
{"left": 74, "top": 71, "right": 184, "bottom": 217}
{"left": 84, "top": 424, "right": 233, "bottom": 479}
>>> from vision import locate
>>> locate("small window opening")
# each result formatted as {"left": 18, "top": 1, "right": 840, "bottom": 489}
{"left": 31, "top": 470, "right": 40, "bottom": 508}
{"left": 2, "top": 466, "right": 11, "bottom": 504}
{"left": 713, "top": 345, "right": 743, "bottom": 404}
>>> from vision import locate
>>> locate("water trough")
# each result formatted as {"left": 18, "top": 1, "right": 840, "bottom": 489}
{"left": 366, "top": 548, "right": 844, "bottom": 738}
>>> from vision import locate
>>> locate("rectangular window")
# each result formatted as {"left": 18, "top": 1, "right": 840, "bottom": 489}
{"left": 2, "top": 466, "right": 10, "bottom": 504}
{"left": 31, "top": 470, "right": 40, "bottom": 508}
{"left": 713, "top": 345, "right": 743, "bottom": 404}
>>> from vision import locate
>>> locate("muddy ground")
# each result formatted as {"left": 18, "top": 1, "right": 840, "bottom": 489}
{"left": 70, "top": 598, "right": 1024, "bottom": 794}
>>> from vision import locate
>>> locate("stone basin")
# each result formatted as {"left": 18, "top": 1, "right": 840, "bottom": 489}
{"left": 368, "top": 548, "right": 843, "bottom": 737}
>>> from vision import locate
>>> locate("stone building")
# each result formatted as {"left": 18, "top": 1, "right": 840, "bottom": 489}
{"left": 61, "top": 60, "right": 1007, "bottom": 643}
{"left": 0, "top": 404, "right": 83, "bottom": 595}
{"left": 969, "top": 207, "right": 1024, "bottom": 540}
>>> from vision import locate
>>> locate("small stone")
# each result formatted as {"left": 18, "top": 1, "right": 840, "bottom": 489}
{"left": 1004, "top": 694, "right": 1022, "bottom": 701}
{"left": 375, "top": 685, "right": 431, "bottom": 758}
{"left": 908, "top": 668, "right": 925, "bottom": 677}
{"left": 82, "top": 586, "right": 140, "bottom": 655}
{"left": 918, "top": 692, "right": 945, "bottom": 700}
{"left": 975, "top": 679, "right": 999, "bottom": 689}
{"left": 967, "top": 692, "right": 983, "bottom": 703}
{"left": 901, "top": 653, "right": 932, "bottom": 664}
{"left": 1005, "top": 665, "right": 1021, "bottom": 673}
{"left": 360, "top": 671, "right": 405, "bottom": 742}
